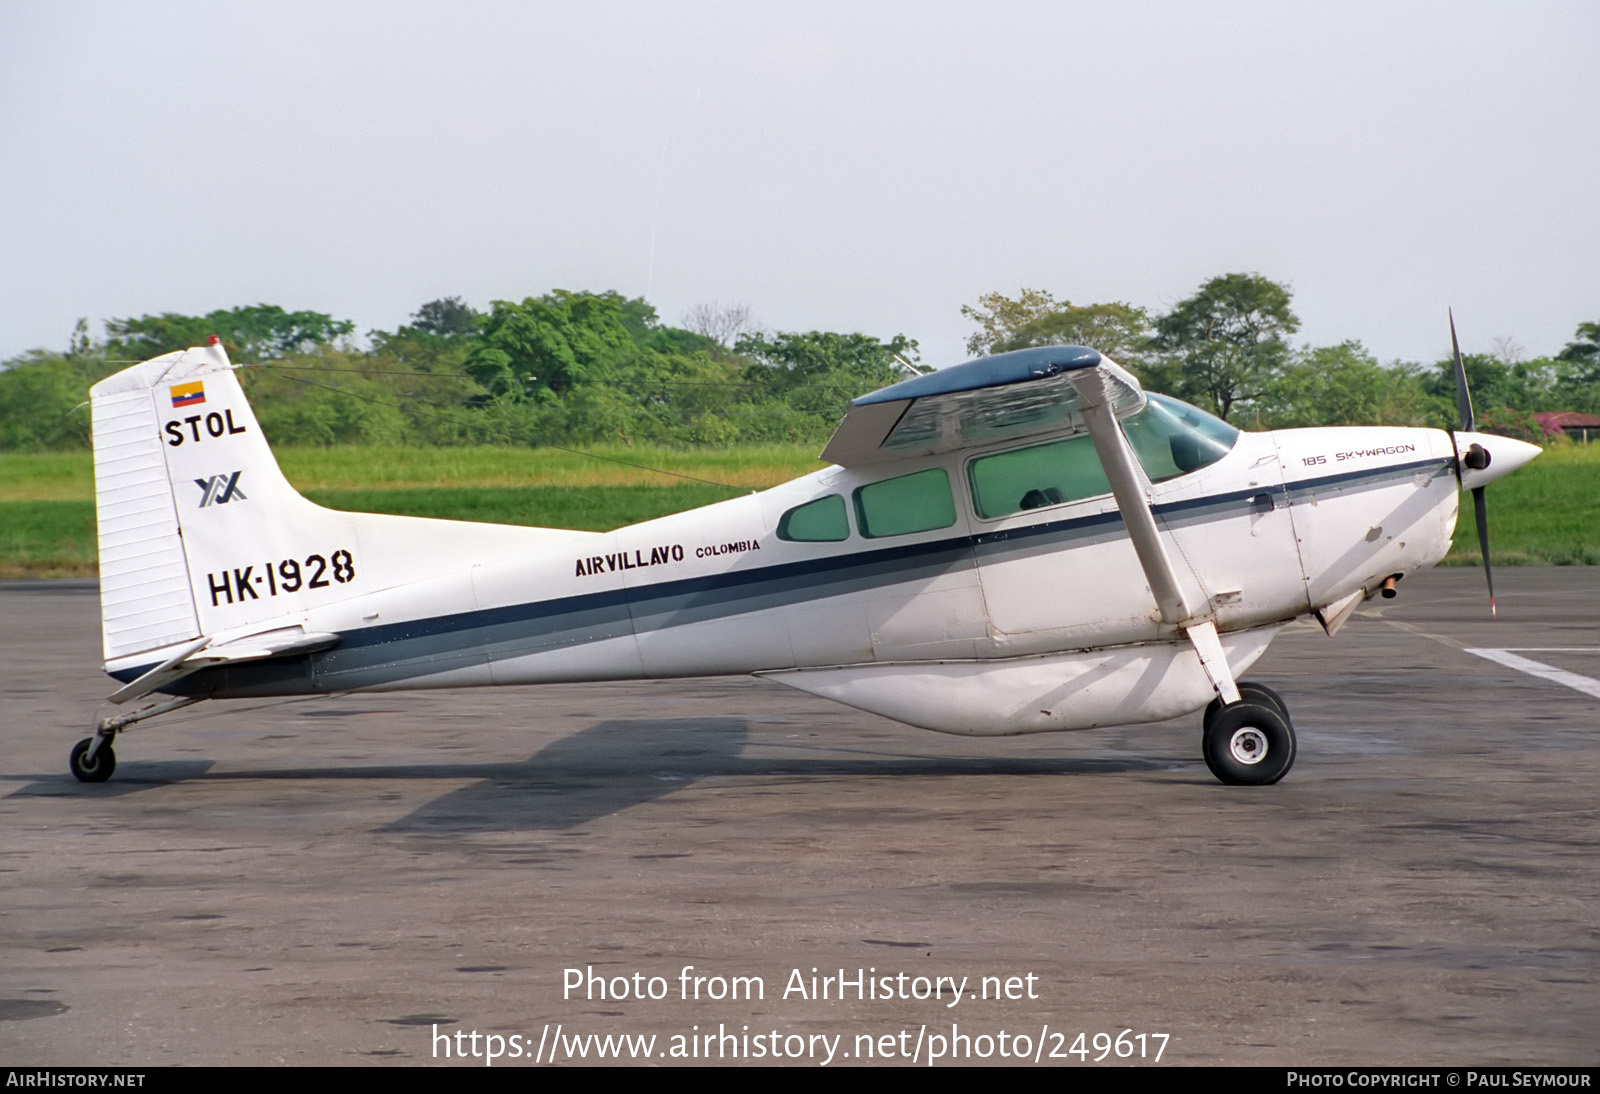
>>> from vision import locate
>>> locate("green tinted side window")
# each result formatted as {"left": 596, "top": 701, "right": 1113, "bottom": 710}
{"left": 853, "top": 468, "right": 956, "bottom": 538}
{"left": 777, "top": 494, "right": 850, "bottom": 542}
{"left": 968, "top": 433, "right": 1111, "bottom": 519}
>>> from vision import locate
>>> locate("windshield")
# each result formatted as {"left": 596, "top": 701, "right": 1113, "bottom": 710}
{"left": 1122, "top": 393, "right": 1239, "bottom": 482}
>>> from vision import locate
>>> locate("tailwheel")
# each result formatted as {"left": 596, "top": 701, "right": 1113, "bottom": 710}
{"left": 1202, "top": 702, "right": 1295, "bottom": 786}
{"left": 69, "top": 695, "right": 199, "bottom": 783}
{"left": 69, "top": 737, "right": 117, "bottom": 783}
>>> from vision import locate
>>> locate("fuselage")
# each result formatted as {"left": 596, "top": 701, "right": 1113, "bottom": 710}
{"left": 149, "top": 401, "right": 1464, "bottom": 735}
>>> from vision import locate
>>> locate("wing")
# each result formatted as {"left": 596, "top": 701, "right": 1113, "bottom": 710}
{"left": 819, "top": 345, "right": 1145, "bottom": 467}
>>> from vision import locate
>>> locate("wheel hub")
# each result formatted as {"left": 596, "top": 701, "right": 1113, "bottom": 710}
{"left": 1228, "top": 727, "right": 1269, "bottom": 766}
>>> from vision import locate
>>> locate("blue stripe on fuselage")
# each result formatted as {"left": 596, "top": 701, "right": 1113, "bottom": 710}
{"left": 122, "top": 456, "right": 1453, "bottom": 691}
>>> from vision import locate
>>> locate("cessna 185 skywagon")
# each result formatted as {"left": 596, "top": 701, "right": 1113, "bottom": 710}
{"left": 71, "top": 332, "right": 1538, "bottom": 785}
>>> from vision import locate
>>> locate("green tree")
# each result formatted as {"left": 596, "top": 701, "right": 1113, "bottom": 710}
{"left": 736, "top": 330, "right": 917, "bottom": 391}
{"left": 104, "top": 305, "right": 354, "bottom": 361}
{"left": 466, "top": 291, "right": 641, "bottom": 400}
{"left": 1551, "top": 321, "right": 1600, "bottom": 412}
{"left": 960, "top": 289, "right": 1068, "bottom": 357}
{"left": 732, "top": 330, "right": 920, "bottom": 443}
{"left": 1154, "top": 273, "right": 1299, "bottom": 421}
{"left": 0, "top": 353, "right": 106, "bottom": 449}
{"left": 411, "top": 297, "right": 483, "bottom": 339}
{"left": 367, "top": 298, "right": 486, "bottom": 378}
{"left": 1421, "top": 351, "right": 1552, "bottom": 426}
{"left": 454, "top": 289, "right": 752, "bottom": 445}
{"left": 238, "top": 345, "right": 415, "bottom": 446}
{"left": 1266, "top": 342, "right": 1431, "bottom": 428}
{"left": 991, "top": 301, "right": 1159, "bottom": 377}
{"left": 1556, "top": 321, "right": 1599, "bottom": 367}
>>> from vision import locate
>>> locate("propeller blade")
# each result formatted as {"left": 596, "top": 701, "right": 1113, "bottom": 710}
{"left": 1450, "top": 308, "right": 1475, "bottom": 433}
{"left": 1450, "top": 313, "right": 1499, "bottom": 619}
{"left": 1472, "top": 485, "right": 1496, "bottom": 620}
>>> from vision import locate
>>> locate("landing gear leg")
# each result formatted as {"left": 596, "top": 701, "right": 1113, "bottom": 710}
{"left": 69, "top": 695, "right": 201, "bottom": 783}
{"left": 1185, "top": 621, "right": 1296, "bottom": 785}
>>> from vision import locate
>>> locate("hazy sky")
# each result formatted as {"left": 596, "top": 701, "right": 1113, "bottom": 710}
{"left": 2, "top": 1, "right": 1595, "bottom": 370}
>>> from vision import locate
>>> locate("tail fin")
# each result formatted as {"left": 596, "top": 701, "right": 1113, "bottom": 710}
{"left": 93, "top": 341, "right": 361, "bottom": 663}
{"left": 90, "top": 344, "right": 589, "bottom": 672}
{"left": 93, "top": 344, "right": 229, "bottom": 664}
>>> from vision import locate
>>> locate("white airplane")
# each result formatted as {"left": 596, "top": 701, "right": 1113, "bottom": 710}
{"left": 70, "top": 329, "right": 1539, "bottom": 786}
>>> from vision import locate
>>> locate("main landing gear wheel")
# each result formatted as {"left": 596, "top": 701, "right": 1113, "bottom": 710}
{"left": 1202, "top": 703, "right": 1295, "bottom": 786}
{"left": 1203, "top": 681, "right": 1290, "bottom": 731}
{"left": 69, "top": 737, "right": 116, "bottom": 783}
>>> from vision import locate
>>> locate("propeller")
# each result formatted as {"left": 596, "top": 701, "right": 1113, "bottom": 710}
{"left": 1448, "top": 309, "right": 1497, "bottom": 619}
{"left": 1450, "top": 309, "right": 1475, "bottom": 433}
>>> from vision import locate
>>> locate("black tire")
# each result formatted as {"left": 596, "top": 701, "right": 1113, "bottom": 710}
{"left": 70, "top": 738, "right": 116, "bottom": 783}
{"left": 1202, "top": 703, "right": 1295, "bottom": 785}
{"left": 1203, "top": 681, "right": 1291, "bottom": 731}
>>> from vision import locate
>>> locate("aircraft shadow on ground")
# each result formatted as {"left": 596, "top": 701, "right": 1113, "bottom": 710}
{"left": 9, "top": 718, "right": 1175, "bottom": 830}
{"left": 382, "top": 717, "right": 1170, "bottom": 833}
{"left": 8, "top": 759, "right": 218, "bottom": 798}
{"left": 384, "top": 716, "right": 757, "bottom": 832}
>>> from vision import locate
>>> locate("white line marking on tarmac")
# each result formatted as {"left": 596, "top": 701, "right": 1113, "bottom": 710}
{"left": 1465, "top": 648, "right": 1600, "bottom": 701}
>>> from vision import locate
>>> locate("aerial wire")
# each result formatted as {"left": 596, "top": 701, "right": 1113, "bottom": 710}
{"left": 645, "top": 131, "right": 670, "bottom": 300}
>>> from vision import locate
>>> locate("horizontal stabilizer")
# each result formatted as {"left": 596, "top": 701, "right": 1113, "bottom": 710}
{"left": 108, "top": 627, "right": 342, "bottom": 705}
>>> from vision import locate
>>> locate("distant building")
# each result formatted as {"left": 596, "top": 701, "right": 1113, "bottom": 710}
{"left": 1534, "top": 411, "right": 1600, "bottom": 444}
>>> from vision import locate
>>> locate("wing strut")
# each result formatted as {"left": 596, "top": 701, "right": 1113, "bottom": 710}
{"left": 1069, "top": 370, "right": 1240, "bottom": 704}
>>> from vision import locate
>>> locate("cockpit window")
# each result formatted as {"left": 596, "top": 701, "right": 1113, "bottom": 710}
{"left": 965, "top": 394, "right": 1239, "bottom": 521}
{"left": 777, "top": 494, "right": 850, "bottom": 542}
{"left": 1121, "top": 394, "right": 1239, "bottom": 482}
{"left": 968, "top": 433, "right": 1111, "bottom": 519}
{"left": 853, "top": 468, "right": 956, "bottom": 538}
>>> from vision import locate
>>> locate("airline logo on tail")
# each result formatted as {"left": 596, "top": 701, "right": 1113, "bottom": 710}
{"left": 171, "top": 381, "right": 206, "bottom": 408}
{"left": 194, "top": 471, "right": 247, "bottom": 507}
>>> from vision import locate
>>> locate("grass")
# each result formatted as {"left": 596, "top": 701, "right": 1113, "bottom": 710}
{"left": 276, "top": 443, "right": 822, "bottom": 492}
{"left": 3, "top": 441, "right": 1597, "bottom": 578}
{"left": 0, "top": 451, "right": 96, "bottom": 502}
{"left": 0, "top": 500, "right": 98, "bottom": 577}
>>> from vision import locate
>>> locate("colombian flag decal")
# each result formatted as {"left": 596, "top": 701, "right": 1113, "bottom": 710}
{"left": 171, "top": 381, "right": 206, "bottom": 408}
